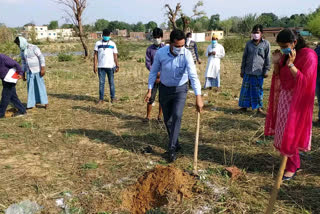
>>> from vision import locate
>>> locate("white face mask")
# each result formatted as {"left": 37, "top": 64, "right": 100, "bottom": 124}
{"left": 172, "top": 46, "right": 185, "bottom": 55}
{"left": 154, "top": 38, "right": 162, "bottom": 45}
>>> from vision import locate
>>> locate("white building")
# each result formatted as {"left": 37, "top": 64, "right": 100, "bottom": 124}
{"left": 24, "top": 25, "right": 74, "bottom": 41}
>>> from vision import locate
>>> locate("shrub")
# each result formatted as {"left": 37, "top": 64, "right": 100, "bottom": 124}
{"left": 198, "top": 48, "right": 205, "bottom": 57}
{"left": 116, "top": 38, "right": 132, "bottom": 61}
{"left": 222, "top": 37, "right": 247, "bottom": 53}
{"left": 58, "top": 53, "right": 73, "bottom": 62}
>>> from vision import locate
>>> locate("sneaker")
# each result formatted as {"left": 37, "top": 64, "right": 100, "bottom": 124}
{"left": 111, "top": 98, "right": 118, "bottom": 103}
{"left": 15, "top": 112, "right": 27, "bottom": 118}
{"left": 282, "top": 172, "right": 297, "bottom": 181}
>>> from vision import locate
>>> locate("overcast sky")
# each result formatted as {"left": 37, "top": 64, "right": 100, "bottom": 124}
{"left": 0, "top": 0, "right": 319, "bottom": 27}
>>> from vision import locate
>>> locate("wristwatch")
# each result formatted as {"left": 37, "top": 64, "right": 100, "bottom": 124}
{"left": 288, "top": 63, "right": 295, "bottom": 68}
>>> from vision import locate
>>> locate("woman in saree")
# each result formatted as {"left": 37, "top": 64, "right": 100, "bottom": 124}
{"left": 265, "top": 29, "right": 318, "bottom": 180}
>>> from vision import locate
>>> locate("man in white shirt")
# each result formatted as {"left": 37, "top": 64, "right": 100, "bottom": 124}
{"left": 204, "top": 34, "right": 225, "bottom": 91}
{"left": 93, "top": 29, "right": 119, "bottom": 103}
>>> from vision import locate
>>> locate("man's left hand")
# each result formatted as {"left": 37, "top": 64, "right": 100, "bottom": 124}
{"left": 197, "top": 60, "right": 201, "bottom": 65}
{"left": 264, "top": 74, "right": 268, "bottom": 78}
{"left": 115, "top": 66, "right": 119, "bottom": 73}
{"left": 196, "top": 95, "right": 204, "bottom": 113}
{"left": 40, "top": 67, "right": 46, "bottom": 77}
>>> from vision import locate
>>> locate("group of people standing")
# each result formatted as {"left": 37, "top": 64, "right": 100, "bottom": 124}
{"left": 0, "top": 36, "right": 48, "bottom": 118}
{"left": 1, "top": 25, "right": 320, "bottom": 180}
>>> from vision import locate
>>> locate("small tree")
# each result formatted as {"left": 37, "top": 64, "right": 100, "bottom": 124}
{"left": 238, "top": 14, "right": 257, "bottom": 35}
{"left": 145, "top": 21, "right": 157, "bottom": 32}
{"left": 55, "top": 0, "right": 89, "bottom": 57}
{"left": 48, "top": 20, "right": 59, "bottom": 30}
{"left": 220, "top": 19, "right": 232, "bottom": 36}
{"left": 29, "top": 26, "right": 38, "bottom": 44}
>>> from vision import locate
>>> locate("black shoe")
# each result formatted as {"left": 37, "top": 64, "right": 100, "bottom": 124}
{"left": 282, "top": 172, "right": 297, "bottom": 181}
{"left": 175, "top": 145, "right": 182, "bottom": 153}
{"left": 168, "top": 151, "right": 177, "bottom": 163}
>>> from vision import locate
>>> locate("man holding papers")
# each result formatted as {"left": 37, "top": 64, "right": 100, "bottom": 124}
{"left": 0, "top": 54, "right": 26, "bottom": 118}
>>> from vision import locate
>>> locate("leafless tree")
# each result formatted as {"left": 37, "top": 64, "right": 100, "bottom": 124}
{"left": 55, "top": 0, "right": 89, "bottom": 57}
{"left": 165, "top": 3, "right": 181, "bottom": 30}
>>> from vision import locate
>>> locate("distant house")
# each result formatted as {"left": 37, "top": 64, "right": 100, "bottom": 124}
{"left": 113, "top": 29, "right": 128, "bottom": 37}
{"left": 191, "top": 33, "right": 206, "bottom": 42}
{"left": 129, "top": 32, "right": 146, "bottom": 40}
{"left": 263, "top": 27, "right": 283, "bottom": 39}
{"left": 205, "top": 31, "right": 224, "bottom": 41}
{"left": 23, "top": 25, "right": 74, "bottom": 41}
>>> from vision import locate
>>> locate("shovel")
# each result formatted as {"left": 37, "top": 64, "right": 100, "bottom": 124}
{"left": 193, "top": 112, "right": 201, "bottom": 175}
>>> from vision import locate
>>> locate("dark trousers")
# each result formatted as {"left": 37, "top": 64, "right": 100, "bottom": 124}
{"left": 159, "top": 83, "right": 188, "bottom": 151}
{"left": 0, "top": 80, "right": 26, "bottom": 118}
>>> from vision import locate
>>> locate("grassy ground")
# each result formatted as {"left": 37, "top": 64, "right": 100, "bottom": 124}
{"left": 0, "top": 41, "right": 320, "bottom": 214}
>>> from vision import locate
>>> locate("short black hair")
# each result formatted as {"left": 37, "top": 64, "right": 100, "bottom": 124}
{"left": 170, "top": 29, "right": 185, "bottom": 43}
{"left": 252, "top": 24, "right": 264, "bottom": 33}
{"left": 103, "top": 29, "right": 111, "bottom": 36}
{"left": 186, "top": 32, "right": 192, "bottom": 38}
{"left": 152, "top": 28, "right": 163, "bottom": 38}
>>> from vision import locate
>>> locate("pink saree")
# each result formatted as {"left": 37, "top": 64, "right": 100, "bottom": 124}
{"left": 265, "top": 48, "right": 318, "bottom": 156}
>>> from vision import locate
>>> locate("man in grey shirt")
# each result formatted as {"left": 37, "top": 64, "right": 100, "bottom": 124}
{"left": 239, "top": 24, "right": 270, "bottom": 114}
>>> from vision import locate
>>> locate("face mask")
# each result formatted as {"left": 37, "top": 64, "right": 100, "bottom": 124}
{"left": 252, "top": 33, "right": 261, "bottom": 40}
{"left": 103, "top": 36, "right": 110, "bottom": 41}
{"left": 281, "top": 47, "right": 292, "bottom": 55}
{"left": 212, "top": 40, "right": 217, "bottom": 45}
{"left": 172, "top": 46, "right": 185, "bottom": 55}
{"left": 154, "top": 38, "right": 162, "bottom": 45}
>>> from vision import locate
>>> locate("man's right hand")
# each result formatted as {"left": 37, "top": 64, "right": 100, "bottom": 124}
{"left": 144, "top": 90, "right": 152, "bottom": 103}
{"left": 240, "top": 73, "right": 244, "bottom": 78}
{"left": 212, "top": 51, "right": 216, "bottom": 55}
{"left": 93, "top": 67, "right": 97, "bottom": 74}
{"left": 155, "top": 78, "right": 160, "bottom": 83}
{"left": 196, "top": 95, "right": 204, "bottom": 113}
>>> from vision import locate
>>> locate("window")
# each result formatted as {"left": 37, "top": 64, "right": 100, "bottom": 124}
{"left": 40, "top": 28, "right": 43, "bottom": 30}
{"left": 41, "top": 33, "right": 43, "bottom": 35}
{"left": 49, "top": 33, "right": 51, "bottom": 35}
{"left": 35, "top": 28, "right": 38, "bottom": 30}
{"left": 220, "top": 33, "right": 222, "bottom": 35}
{"left": 53, "top": 33, "right": 56, "bottom": 35}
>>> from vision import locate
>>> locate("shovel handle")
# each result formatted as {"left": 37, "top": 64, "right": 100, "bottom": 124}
{"left": 265, "top": 155, "right": 288, "bottom": 214}
{"left": 193, "top": 112, "right": 201, "bottom": 174}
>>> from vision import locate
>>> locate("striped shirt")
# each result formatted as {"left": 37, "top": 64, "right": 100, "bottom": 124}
{"left": 94, "top": 40, "right": 118, "bottom": 68}
{"left": 21, "top": 44, "right": 45, "bottom": 73}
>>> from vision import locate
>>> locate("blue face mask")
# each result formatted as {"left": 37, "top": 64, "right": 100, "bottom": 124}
{"left": 103, "top": 36, "right": 110, "bottom": 41}
{"left": 212, "top": 40, "right": 217, "bottom": 45}
{"left": 281, "top": 47, "right": 291, "bottom": 55}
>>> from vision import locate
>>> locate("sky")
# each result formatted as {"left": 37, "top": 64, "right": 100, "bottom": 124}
{"left": 0, "top": 0, "right": 319, "bottom": 27}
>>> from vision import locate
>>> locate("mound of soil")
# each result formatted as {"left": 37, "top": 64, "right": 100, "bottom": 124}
{"left": 122, "top": 165, "right": 196, "bottom": 214}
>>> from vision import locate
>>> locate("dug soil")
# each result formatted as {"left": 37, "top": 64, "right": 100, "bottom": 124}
{"left": 122, "top": 165, "right": 196, "bottom": 214}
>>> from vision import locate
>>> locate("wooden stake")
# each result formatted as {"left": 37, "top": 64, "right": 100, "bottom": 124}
{"left": 265, "top": 155, "right": 288, "bottom": 214}
{"left": 193, "top": 112, "right": 201, "bottom": 175}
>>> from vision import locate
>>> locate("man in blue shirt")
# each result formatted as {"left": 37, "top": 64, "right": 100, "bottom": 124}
{"left": 145, "top": 29, "right": 204, "bottom": 162}
{"left": 315, "top": 44, "right": 320, "bottom": 124}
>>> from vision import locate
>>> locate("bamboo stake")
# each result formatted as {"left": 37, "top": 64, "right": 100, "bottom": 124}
{"left": 265, "top": 155, "right": 288, "bottom": 214}
{"left": 193, "top": 112, "right": 201, "bottom": 175}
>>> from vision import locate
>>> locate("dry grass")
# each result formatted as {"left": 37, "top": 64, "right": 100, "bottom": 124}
{"left": 0, "top": 41, "right": 319, "bottom": 214}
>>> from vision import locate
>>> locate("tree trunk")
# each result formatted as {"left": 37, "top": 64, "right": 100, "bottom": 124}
{"left": 77, "top": 17, "right": 88, "bottom": 57}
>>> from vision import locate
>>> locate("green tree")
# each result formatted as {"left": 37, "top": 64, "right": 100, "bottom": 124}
{"left": 238, "top": 14, "right": 257, "bottom": 35}
{"left": 220, "top": 19, "right": 232, "bottom": 36}
{"left": 48, "top": 20, "right": 59, "bottom": 30}
{"left": 29, "top": 26, "right": 37, "bottom": 44}
{"left": 61, "top": 23, "right": 74, "bottom": 29}
{"left": 307, "top": 10, "right": 320, "bottom": 38}
{"left": 94, "top": 19, "right": 109, "bottom": 31}
{"left": 133, "top": 22, "right": 145, "bottom": 32}
{"left": 208, "top": 14, "right": 220, "bottom": 30}
{"left": 257, "top": 13, "right": 278, "bottom": 27}
{"left": 145, "top": 21, "right": 157, "bottom": 32}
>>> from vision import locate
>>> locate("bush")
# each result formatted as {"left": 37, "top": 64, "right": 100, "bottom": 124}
{"left": 198, "top": 48, "right": 205, "bottom": 57}
{"left": 58, "top": 53, "right": 73, "bottom": 62}
{"left": 116, "top": 38, "right": 132, "bottom": 61}
{"left": 0, "top": 42, "right": 20, "bottom": 56}
{"left": 222, "top": 37, "right": 247, "bottom": 53}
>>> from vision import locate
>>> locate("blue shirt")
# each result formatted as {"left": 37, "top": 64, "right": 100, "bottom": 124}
{"left": 148, "top": 46, "right": 201, "bottom": 96}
